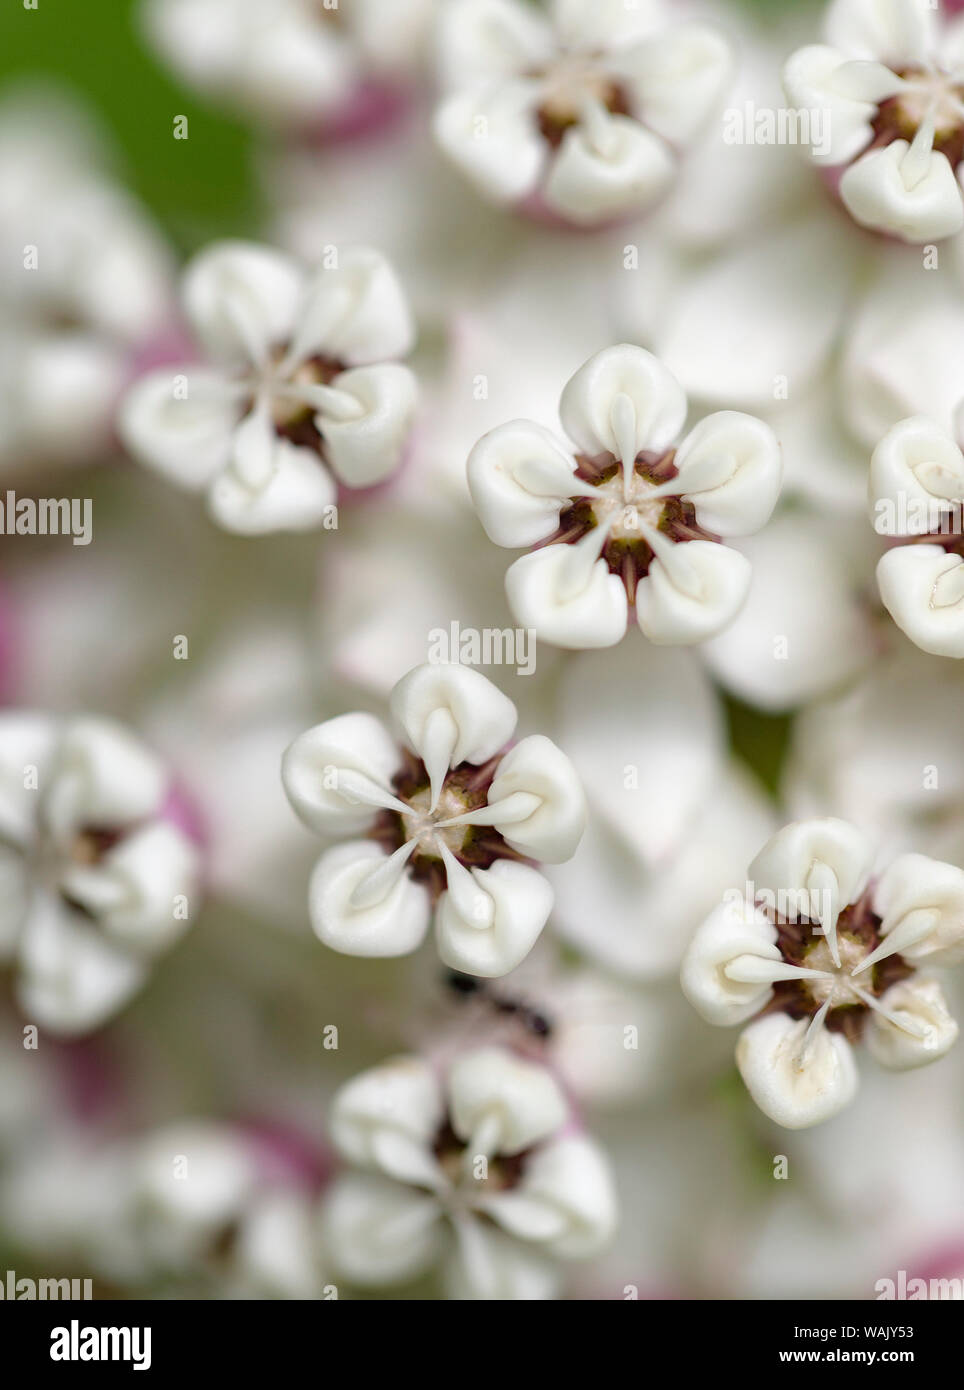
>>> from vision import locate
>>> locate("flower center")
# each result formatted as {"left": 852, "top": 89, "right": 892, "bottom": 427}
{"left": 873, "top": 64, "right": 964, "bottom": 166}
{"left": 534, "top": 55, "right": 632, "bottom": 146}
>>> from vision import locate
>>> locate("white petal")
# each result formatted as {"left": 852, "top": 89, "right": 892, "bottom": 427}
{"left": 865, "top": 977, "right": 959, "bottom": 1071}
{"left": 656, "top": 219, "right": 854, "bottom": 409}
{"left": 134, "top": 1122, "right": 254, "bottom": 1231}
{"left": 433, "top": 81, "right": 545, "bottom": 204}
{"left": 554, "top": 631, "right": 724, "bottom": 867}
{"left": 840, "top": 144, "right": 964, "bottom": 244}
{"left": 42, "top": 717, "right": 166, "bottom": 843}
{"left": 390, "top": 664, "right": 517, "bottom": 778}
{"left": 17, "top": 892, "right": 147, "bottom": 1036}
{"left": 671, "top": 411, "right": 782, "bottom": 537}
{"left": 118, "top": 367, "right": 236, "bottom": 491}
{"left": 505, "top": 543, "right": 627, "bottom": 649}
{"left": 559, "top": 344, "right": 687, "bottom": 459}
{"left": 329, "top": 1055, "right": 445, "bottom": 1186}
{"left": 876, "top": 544, "right": 964, "bottom": 658}
{"left": 635, "top": 540, "right": 751, "bottom": 645}
{"left": 444, "top": 1218, "right": 558, "bottom": 1300}
{"left": 290, "top": 247, "right": 414, "bottom": 366}
{"left": 543, "top": 113, "right": 675, "bottom": 227}
{"left": 748, "top": 819, "right": 871, "bottom": 963}
{"left": 307, "top": 841, "right": 431, "bottom": 957}
{"left": 781, "top": 46, "right": 880, "bottom": 165}
{"left": 618, "top": 23, "right": 734, "bottom": 144}
{"left": 447, "top": 1046, "right": 568, "bottom": 1155}
{"left": 701, "top": 512, "right": 878, "bottom": 712}
{"left": 680, "top": 897, "right": 781, "bottom": 1027}
{"left": 466, "top": 420, "right": 578, "bottom": 548}
{"left": 0, "top": 846, "right": 29, "bottom": 960}
{"left": 0, "top": 712, "right": 57, "bottom": 848}
{"left": 435, "top": 0, "right": 552, "bottom": 90}
{"left": 870, "top": 415, "right": 964, "bottom": 535}
{"left": 736, "top": 1011, "right": 859, "bottom": 1129}
{"left": 60, "top": 820, "right": 198, "bottom": 956}
{"left": 436, "top": 859, "right": 553, "bottom": 977}
{"left": 322, "top": 1173, "right": 443, "bottom": 1287}
{"left": 282, "top": 711, "right": 403, "bottom": 837}
{"left": 181, "top": 240, "right": 303, "bottom": 364}
{"left": 207, "top": 409, "right": 337, "bottom": 535}
{"left": 480, "top": 1134, "right": 617, "bottom": 1258}
{"left": 872, "top": 852, "right": 964, "bottom": 966}
{"left": 319, "top": 363, "right": 417, "bottom": 487}
{"left": 550, "top": 0, "right": 664, "bottom": 51}
{"left": 825, "top": 0, "right": 935, "bottom": 63}
{"left": 485, "top": 734, "right": 585, "bottom": 862}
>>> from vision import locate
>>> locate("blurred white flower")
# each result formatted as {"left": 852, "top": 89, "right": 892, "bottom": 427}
{"left": 0, "top": 88, "right": 174, "bottom": 472}
{"left": 467, "top": 344, "right": 782, "bottom": 650}
{"left": 870, "top": 414, "right": 964, "bottom": 656}
{"left": 141, "top": 0, "right": 433, "bottom": 132}
{"left": 0, "top": 713, "right": 200, "bottom": 1035}
{"left": 785, "top": 644, "right": 964, "bottom": 866}
{"left": 433, "top": 0, "right": 732, "bottom": 226}
{"left": 322, "top": 1045, "right": 616, "bottom": 1297}
{"left": 682, "top": 817, "right": 964, "bottom": 1128}
{"left": 282, "top": 662, "right": 585, "bottom": 977}
{"left": 119, "top": 241, "right": 418, "bottom": 534}
{"left": 783, "top": 0, "right": 964, "bottom": 242}
{"left": 1, "top": 1119, "right": 328, "bottom": 1298}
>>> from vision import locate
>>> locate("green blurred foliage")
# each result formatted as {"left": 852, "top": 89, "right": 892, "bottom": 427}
{"left": 0, "top": 0, "right": 261, "bottom": 253}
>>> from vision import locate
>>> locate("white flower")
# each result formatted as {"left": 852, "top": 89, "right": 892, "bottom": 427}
{"left": 0, "top": 713, "right": 200, "bottom": 1035}
{"left": 141, "top": 0, "right": 433, "bottom": 130}
{"left": 322, "top": 1046, "right": 616, "bottom": 1298}
{"left": 681, "top": 818, "right": 964, "bottom": 1129}
{"left": 869, "top": 414, "right": 964, "bottom": 656}
{"left": 783, "top": 0, "right": 964, "bottom": 242}
{"left": 433, "top": 0, "right": 733, "bottom": 227}
{"left": 466, "top": 344, "right": 782, "bottom": 649}
{"left": 281, "top": 663, "right": 585, "bottom": 977}
{"left": 119, "top": 241, "right": 418, "bottom": 535}
{"left": 0, "top": 1120, "right": 328, "bottom": 1298}
{"left": 0, "top": 88, "right": 173, "bottom": 471}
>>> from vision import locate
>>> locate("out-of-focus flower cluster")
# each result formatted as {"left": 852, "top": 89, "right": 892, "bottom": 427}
{"left": 2, "top": 0, "right": 964, "bottom": 1304}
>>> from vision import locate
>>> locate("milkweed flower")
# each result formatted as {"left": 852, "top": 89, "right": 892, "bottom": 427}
{"left": 466, "top": 344, "right": 782, "bottom": 649}
{"left": 322, "top": 1046, "right": 616, "bottom": 1298}
{"left": 119, "top": 241, "right": 417, "bottom": 535}
{"left": 783, "top": 0, "right": 964, "bottom": 242}
{"left": 433, "top": 0, "right": 733, "bottom": 227}
{"left": 141, "top": 0, "right": 432, "bottom": 134}
{"left": 0, "top": 713, "right": 200, "bottom": 1035}
{"left": 0, "top": 1120, "right": 329, "bottom": 1299}
{"left": 682, "top": 818, "right": 964, "bottom": 1129}
{"left": 870, "top": 414, "right": 964, "bottom": 656}
{"left": 281, "top": 662, "right": 585, "bottom": 977}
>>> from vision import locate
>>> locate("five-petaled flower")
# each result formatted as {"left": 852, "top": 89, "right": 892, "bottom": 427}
{"left": 870, "top": 414, "right": 964, "bottom": 657}
{"left": 783, "top": 0, "right": 964, "bottom": 242}
{"left": 466, "top": 344, "right": 782, "bottom": 649}
{"left": 682, "top": 818, "right": 964, "bottom": 1129}
{"left": 281, "top": 662, "right": 585, "bottom": 976}
{"left": 433, "top": 0, "right": 733, "bottom": 227}
{"left": 119, "top": 241, "right": 418, "bottom": 535}
{"left": 322, "top": 1045, "right": 617, "bottom": 1298}
{"left": 0, "top": 714, "right": 200, "bottom": 1035}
